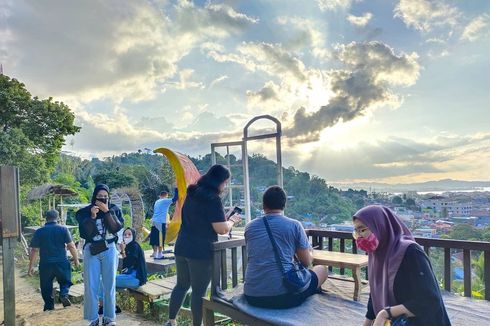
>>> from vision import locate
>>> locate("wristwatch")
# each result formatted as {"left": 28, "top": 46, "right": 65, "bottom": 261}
{"left": 384, "top": 306, "right": 393, "bottom": 320}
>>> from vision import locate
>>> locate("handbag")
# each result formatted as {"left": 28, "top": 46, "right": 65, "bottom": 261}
{"left": 263, "top": 216, "right": 312, "bottom": 294}
{"left": 89, "top": 220, "right": 109, "bottom": 255}
{"left": 89, "top": 240, "right": 108, "bottom": 255}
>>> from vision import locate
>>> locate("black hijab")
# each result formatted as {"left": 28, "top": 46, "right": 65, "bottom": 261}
{"left": 123, "top": 227, "right": 147, "bottom": 286}
{"left": 76, "top": 184, "right": 122, "bottom": 240}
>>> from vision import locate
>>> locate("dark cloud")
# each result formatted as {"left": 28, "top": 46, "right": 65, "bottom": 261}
{"left": 246, "top": 81, "right": 280, "bottom": 103}
{"left": 285, "top": 41, "right": 420, "bottom": 142}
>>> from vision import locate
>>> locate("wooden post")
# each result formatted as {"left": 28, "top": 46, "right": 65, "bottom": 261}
{"left": 1, "top": 166, "right": 21, "bottom": 326}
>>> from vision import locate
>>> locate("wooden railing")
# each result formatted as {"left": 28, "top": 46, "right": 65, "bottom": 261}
{"left": 210, "top": 238, "right": 247, "bottom": 298}
{"left": 306, "top": 229, "right": 490, "bottom": 301}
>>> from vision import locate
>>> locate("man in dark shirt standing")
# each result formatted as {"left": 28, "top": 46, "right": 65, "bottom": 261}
{"left": 28, "top": 210, "right": 80, "bottom": 311}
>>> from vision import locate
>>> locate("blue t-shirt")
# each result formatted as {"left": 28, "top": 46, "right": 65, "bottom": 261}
{"left": 244, "top": 214, "right": 311, "bottom": 296}
{"left": 30, "top": 221, "right": 72, "bottom": 263}
{"left": 153, "top": 198, "right": 173, "bottom": 224}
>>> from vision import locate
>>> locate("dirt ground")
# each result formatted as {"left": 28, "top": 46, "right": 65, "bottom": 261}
{"left": 1, "top": 265, "right": 161, "bottom": 326}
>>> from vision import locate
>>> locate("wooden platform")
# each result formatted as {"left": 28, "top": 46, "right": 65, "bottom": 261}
{"left": 143, "top": 248, "right": 176, "bottom": 274}
{"left": 313, "top": 250, "right": 368, "bottom": 301}
{"left": 54, "top": 283, "right": 85, "bottom": 304}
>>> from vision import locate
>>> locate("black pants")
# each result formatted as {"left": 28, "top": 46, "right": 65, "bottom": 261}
{"left": 39, "top": 260, "right": 72, "bottom": 310}
{"left": 149, "top": 223, "right": 166, "bottom": 247}
{"left": 168, "top": 255, "right": 212, "bottom": 326}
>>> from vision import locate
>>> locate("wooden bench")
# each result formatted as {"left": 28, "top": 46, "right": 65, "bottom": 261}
{"left": 312, "top": 249, "right": 368, "bottom": 301}
{"left": 202, "top": 239, "right": 274, "bottom": 326}
{"left": 55, "top": 276, "right": 177, "bottom": 313}
{"left": 126, "top": 275, "right": 177, "bottom": 313}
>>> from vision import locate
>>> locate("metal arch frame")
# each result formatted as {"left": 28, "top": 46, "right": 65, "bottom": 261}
{"left": 242, "top": 115, "right": 282, "bottom": 222}
{"left": 210, "top": 115, "right": 283, "bottom": 223}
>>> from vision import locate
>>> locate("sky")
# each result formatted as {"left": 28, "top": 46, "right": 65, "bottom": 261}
{"left": 1, "top": 0, "right": 490, "bottom": 184}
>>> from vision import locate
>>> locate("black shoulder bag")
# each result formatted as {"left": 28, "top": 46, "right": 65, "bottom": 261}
{"left": 90, "top": 219, "right": 109, "bottom": 256}
{"left": 263, "top": 216, "right": 311, "bottom": 294}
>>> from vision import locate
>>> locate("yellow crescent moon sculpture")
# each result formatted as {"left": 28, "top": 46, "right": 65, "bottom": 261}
{"left": 153, "top": 147, "right": 201, "bottom": 244}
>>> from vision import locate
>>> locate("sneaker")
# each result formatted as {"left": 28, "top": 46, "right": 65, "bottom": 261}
{"left": 115, "top": 305, "right": 122, "bottom": 314}
{"left": 102, "top": 317, "right": 116, "bottom": 326}
{"left": 60, "top": 296, "right": 72, "bottom": 307}
{"left": 98, "top": 305, "right": 103, "bottom": 315}
{"left": 153, "top": 252, "right": 162, "bottom": 260}
{"left": 88, "top": 318, "right": 100, "bottom": 326}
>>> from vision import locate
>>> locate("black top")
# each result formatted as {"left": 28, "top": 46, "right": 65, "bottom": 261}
{"left": 30, "top": 221, "right": 72, "bottom": 263}
{"left": 76, "top": 203, "right": 124, "bottom": 243}
{"left": 174, "top": 193, "right": 225, "bottom": 260}
{"left": 122, "top": 229, "right": 147, "bottom": 286}
{"left": 367, "top": 244, "right": 451, "bottom": 325}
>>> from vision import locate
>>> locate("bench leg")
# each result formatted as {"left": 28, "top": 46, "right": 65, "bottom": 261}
{"left": 136, "top": 300, "right": 144, "bottom": 314}
{"left": 353, "top": 267, "right": 361, "bottom": 301}
{"left": 203, "top": 305, "right": 215, "bottom": 326}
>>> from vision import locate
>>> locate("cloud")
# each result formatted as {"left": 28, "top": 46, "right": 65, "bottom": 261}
{"left": 316, "top": 0, "right": 355, "bottom": 12}
{"left": 394, "top": 0, "right": 460, "bottom": 33}
{"left": 460, "top": 14, "right": 490, "bottom": 42}
{"left": 294, "top": 133, "right": 490, "bottom": 182}
{"left": 165, "top": 69, "right": 204, "bottom": 90}
{"left": 276, "top": 16, "right": 330, "bottom": 61}
{"left": 206, "top": 41, "right": 332, "bottom": 115}
{"left": 209, "top": 75, "right": 229, "bottom": 88}
{"left": 185, "top": 111, "right": 236, "bottom": 133}
{"left": 246, "top": 81, "right": 281, "bottom": 106}
{"left": 68, "top": 107, "right": 241, "bottom": 157}
{"left": 286, "top": 41, "right": 420, "bottom": 142}
{"left": 2, "top": 0, "right": 256, "bottom": 102}
{"left": 347, "top": 12, "right": 373, "bottom": 27}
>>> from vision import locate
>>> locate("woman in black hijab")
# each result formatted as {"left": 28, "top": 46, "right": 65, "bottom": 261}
{"left": 76, "top": 184, "right": 123, "bottom": 326}
{"left": 118, "top": 227, "right": 147, "bottom": 288}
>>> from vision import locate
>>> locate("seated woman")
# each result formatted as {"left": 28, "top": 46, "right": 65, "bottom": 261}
{"left": 354, "top": 205, "right": 450, "bottom": 326}
{"left": 244, "top": 186, "right": 328, "bottom": 309}
{"left": 99, "top": 227, "right": 147, "bottom": 314}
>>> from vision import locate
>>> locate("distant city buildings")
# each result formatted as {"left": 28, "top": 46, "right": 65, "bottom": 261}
{"left": 420, "top": 196, "right": 472, "bottom": 218}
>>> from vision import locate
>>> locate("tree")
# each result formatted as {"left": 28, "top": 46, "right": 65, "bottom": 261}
{"left": 0, "top": 75, "right": 80, "bottom": 184}
{"left": 405, "top": 198, "right": 416, "bottom": 208}
{"left": 448, "top": 224, "right": 482, "bottom": 241}
{"left": 93, "top": 171, "right": 136, "bottom": 189}
{"left": 392, "top": 196, "right": 403, "bottom": 205}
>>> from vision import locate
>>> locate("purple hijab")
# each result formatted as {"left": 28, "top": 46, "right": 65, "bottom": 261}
{"left": 353, "top": 205, "right": 416, "bottom": 315}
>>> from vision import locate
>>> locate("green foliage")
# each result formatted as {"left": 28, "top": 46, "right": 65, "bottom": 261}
{"left": 447, "top": 224, "right": 484, "bottom": 241}
{"left": 93, "top": 170, "right": 137, "bottom": 189}
{"left": 392, "top": 196, "right": 403, "bottom": 205}
{"left": 0, "top": 75, "right": 80, "bottom": 185}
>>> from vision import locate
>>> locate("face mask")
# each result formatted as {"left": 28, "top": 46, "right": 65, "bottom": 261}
{"left": 124, "top": 235, "right": 133, "bottom": 244}
{"left": 356, "top": 233, "right": 379, "bottom": 253}
{"left": 96, "top": 198, "right": 108, "bottom": 204}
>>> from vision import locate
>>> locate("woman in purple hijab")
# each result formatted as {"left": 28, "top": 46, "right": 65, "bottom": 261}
{"left": 353, "top": 205, "right": 450, "bottom": 326}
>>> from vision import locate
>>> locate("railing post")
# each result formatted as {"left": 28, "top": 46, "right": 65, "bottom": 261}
{"left": 211, "top": 249, "right": 222, "bottom": 297}
{"left": 340, "top": 239, "right": 345, "bottom": 275}
{"left": 444, "top": 248, "right": 451, "bottom": 292}
{"left": 485, "top": 251, "right": 490, "bottom": 301}
{"left": 221, "top": 249, "right": 228, "bottom": 290}
{"left": 463, "top": 249, "right": 471, "bottom": 297}
{"left": 328, "top": 237, "right": 333, "bottom": 272}
{"left": 312, "top": 235, "right": 319, "bottom": 249}
{"left": 231, "top": 247, "right": 238, "bottom": 287}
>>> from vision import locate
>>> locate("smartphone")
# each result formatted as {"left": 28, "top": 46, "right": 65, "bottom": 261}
{"left": 228, "top": 206, "right": 243, "bottom": 218}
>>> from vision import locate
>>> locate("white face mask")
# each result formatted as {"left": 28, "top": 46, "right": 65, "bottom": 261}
{"left": 123, "top": 235, "right": 133, "bottom": 244}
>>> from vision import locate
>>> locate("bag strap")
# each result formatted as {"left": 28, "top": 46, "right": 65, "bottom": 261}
{"left": 262, "top": 216, "right": 286, "bottom": 275}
